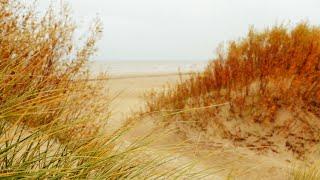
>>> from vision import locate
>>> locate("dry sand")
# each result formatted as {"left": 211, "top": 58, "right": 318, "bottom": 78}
{"left": 106, "top": 73, "right": 184, "bottom": 131}
{"left": 106, "top": 73, "right": 296, "bottom": 179}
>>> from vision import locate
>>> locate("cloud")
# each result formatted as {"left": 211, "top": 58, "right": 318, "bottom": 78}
{"left": 36, "top": 0, "right": 320, "bottom": 61}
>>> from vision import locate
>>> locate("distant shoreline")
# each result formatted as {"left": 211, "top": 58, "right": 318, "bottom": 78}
{"left": 89, "top": 60, "right": 207, "bottom": 76}
{"left": 84, "top": 72, "right": 193, "bottom": 81}
{"left": 108, "top": 72, "right": 192, "bottom": 80}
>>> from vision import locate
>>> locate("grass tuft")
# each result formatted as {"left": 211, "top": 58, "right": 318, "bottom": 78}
{"left": 146, "top": 22, "right": 320, "bottom": 158}
{"left": 0, "top": 1, "right": 202, "bottom": 179}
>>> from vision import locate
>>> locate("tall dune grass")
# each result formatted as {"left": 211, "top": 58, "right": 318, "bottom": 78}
{"left": 146, "top": 23, "right": 320, "bottom": 158}
{"left": 0, "top": 1, "right": 201, "bottom": 179}
{"left": 289, "top": 161, "right": 320, "bottom": 180}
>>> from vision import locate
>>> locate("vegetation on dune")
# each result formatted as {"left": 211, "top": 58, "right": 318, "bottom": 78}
{"left": 0, "top": 1, "right": 201, "bottom": 179}
{"left": 290, "top": 162, "right": 320, "bottom": 180}
{"left": 146, "top": 23, "right": 320, "bottom": 158}
{"left": 4, "top": 0, "right": 319, "bottom": 178}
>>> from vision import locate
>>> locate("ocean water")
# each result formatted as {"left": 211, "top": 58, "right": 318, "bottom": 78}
{"left": 89, "top": 60, "right": 208, "bottom": 75}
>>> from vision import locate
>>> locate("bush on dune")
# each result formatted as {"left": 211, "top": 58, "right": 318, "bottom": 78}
{"left": 0, "top": 0, "right": 105, "bottom": 137}
{"left": 146, "top": 23, "right": 320, "bottom": 158}
{"left": 0, "top": 1, "right": 198, "bottom": 179}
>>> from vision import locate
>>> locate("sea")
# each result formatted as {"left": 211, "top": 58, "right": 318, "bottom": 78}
{"left": 89, "top": 60, "right": 208, "bottom": 76}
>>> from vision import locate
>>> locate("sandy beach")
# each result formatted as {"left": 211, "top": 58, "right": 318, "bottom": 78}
{"left": 106, "top": 73, "right": 184, "bottom": 131}
{"left": 102, "top": 63, "right": 293, "bottom": 179}
{"left": 89, "top": 60, "right": 205, "bottom": 129}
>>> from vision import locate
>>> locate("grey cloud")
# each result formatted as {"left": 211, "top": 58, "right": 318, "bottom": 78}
{"left": 36, "top": 0, "right": 320, "bottom": 61}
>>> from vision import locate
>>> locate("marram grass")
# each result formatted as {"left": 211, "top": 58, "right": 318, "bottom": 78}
{"left": 0, "top": 1, "right": 203, "bottom": 179}
{"left": 144, "top": 23, "right": 320, "bottom": 178}
{"left": 289, "top": 162, "right": 320, "bottom": 180}
{"left": 145, "top": 22, "right": 320, "bottom": 158}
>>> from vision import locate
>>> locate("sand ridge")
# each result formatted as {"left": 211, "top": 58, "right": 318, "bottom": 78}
{"left": 106, "top": 72, "right": 299, "bottom": 179}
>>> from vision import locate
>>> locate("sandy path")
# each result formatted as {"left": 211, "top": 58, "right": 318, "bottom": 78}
{"left": 106, "top": 73, "right": 293, "bottom": 179}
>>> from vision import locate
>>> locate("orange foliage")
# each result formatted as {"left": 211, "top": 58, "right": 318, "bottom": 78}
{"left": 146, "top": 23, "right": 320, "bottom": 157}
{"left": 0, "top": 0, "right": 106, "bottom": 140}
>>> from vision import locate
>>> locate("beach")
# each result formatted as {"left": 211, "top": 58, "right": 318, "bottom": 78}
{"left": 93, "top": 60, "right": 292, "bottom": 179}
{"left": 89, "top": 60, "right": 206, "bottom": 130}
{"left": 107, "top": 73, "right": 184, "bottom": 131}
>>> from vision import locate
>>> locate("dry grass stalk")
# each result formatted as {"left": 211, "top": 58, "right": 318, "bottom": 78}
{"left": 0, "top": 1, "right": 202, "bottom": 179}
{"left": 146, "top": 23, "right": 320, "bottom": 158}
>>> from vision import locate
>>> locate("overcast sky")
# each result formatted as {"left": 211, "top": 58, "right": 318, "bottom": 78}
{"left": 36, "top": 0, "right": 320, "bottom": 61}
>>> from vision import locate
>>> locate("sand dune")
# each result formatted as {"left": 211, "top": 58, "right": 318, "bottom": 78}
{"left": 106, "top": 72, "right": 297, "bottom": 179}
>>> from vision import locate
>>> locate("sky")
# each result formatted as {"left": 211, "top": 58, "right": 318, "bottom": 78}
{"left": 36, "top": 0, "right": 320, "bottom": 61}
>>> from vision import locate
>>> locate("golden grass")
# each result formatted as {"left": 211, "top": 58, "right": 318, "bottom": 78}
{"left": 146, "top": 23, "right": 320, "bottom": 158}
{"left": 0, "top": 1, "right": 203, "bottom": 179}
{"left": 289, "top": 162, "right": 320, "bottom": 180}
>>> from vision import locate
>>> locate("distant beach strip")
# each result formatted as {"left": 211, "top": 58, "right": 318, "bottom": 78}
{"left": 89, "top": 60, "right": 208, "bottom": 77}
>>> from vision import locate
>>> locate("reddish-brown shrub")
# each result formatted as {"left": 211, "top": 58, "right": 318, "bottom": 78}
{"left": 146, "top": 23, "right": 320, "bottom": 158}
